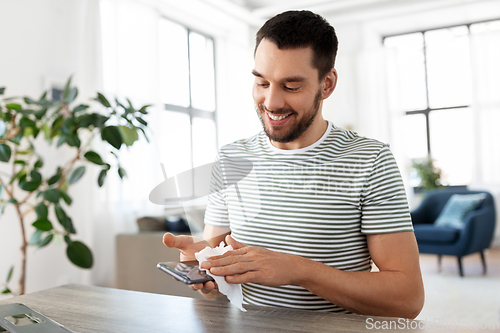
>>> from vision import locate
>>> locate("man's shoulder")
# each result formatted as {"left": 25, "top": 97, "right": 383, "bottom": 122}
{"left": 328, "top": 125, "right": 389, "bottom": 154}
{"left": 218, "top": 132, "right": 266, "bottom": 156}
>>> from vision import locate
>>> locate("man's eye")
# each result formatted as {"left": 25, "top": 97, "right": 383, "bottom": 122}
{"left": 257, "top": 83, "right": 269, "bottom": 88}
{"left": 284, "top": 86, "right": 300, "bottom": 91}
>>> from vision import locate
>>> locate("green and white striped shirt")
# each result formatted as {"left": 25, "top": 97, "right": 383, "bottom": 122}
{"left": 205, "top": 121, "right": 413, "bottom": 312}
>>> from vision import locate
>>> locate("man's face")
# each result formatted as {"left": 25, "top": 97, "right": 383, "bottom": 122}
{"left": 252, "top": 39, "right": 325, "bottom": 145}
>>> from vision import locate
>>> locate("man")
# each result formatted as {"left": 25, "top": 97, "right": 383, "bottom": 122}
{"left": 163, "top": 10, "right": 424, "bottom": 318}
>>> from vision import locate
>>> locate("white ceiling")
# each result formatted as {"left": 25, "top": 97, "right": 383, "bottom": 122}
{"left": 221, "top": 0, "right": 488, "bottom": 23}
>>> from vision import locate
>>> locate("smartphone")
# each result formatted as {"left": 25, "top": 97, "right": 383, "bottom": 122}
{"left": 0, "top": 303, "right": 76, "bottom": 333}
{"left": 157, "top": 260, "right": 214, "bottom": 285}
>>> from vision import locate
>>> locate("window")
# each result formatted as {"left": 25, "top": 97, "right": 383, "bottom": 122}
{"left": 384, "top": 20, "right": 500, "bottom": 186}
{"left": 158, "top": 18, "right": 218, "bottom": 183}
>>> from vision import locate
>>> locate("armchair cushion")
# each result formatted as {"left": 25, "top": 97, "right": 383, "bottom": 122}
{"left": 414, "top": 225, "right": 460, "bottom": 243}
{"left": 434, "top": 193, "right": 486, "bottom": 229}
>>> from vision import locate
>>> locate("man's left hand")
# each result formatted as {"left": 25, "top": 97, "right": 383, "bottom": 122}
{"left": 201, "top": 235, "right": 305, "bottom": 286}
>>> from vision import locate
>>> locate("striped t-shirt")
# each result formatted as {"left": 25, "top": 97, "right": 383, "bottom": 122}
{"left": 204, "top": 121, "right": 413, "bottom": 312}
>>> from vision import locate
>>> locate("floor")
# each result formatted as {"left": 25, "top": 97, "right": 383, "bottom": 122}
{"left": 416, "top": 247, "right": 500, "bottom": 328}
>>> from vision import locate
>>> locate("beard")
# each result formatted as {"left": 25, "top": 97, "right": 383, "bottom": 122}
{"left": 256, "top": 89, "right": 322, "bottom": 143}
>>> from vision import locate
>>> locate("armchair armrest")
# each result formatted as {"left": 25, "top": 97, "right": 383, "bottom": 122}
{"left": 456, "top": 208, "right": 496, "bottom": 255}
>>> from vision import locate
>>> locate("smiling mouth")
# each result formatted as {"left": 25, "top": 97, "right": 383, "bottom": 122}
{"left": 266, "top": 112, "right": 292, "bottom": 121}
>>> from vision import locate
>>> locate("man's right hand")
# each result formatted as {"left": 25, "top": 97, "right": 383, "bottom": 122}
{"left": 162, "top": 232, "right": 220, "bottom": 297}
{"left": 162, "top": 233, "right": 209, "bottom": 261}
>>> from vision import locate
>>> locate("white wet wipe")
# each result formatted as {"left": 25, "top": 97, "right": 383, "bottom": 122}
{"left": 195, "top": 241, "right": 247, "bottom": 312}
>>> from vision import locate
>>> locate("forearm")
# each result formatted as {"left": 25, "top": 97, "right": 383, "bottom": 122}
{"left": 294, "top": 256, "right": 424, "bottom": 318}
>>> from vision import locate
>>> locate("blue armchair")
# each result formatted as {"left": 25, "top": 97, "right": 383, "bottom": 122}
{"left": 411, "top": 188, "right": 496, "bottom": 276}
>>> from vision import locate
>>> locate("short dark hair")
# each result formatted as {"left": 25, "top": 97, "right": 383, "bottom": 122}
{"left": 255, "top": 10, "right": 338, "bottom": 80}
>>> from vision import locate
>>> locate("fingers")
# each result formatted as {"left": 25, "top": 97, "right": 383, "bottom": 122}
{"left": 226, "top": 271, "right": 256, "bottom": 284}
{"left": 225, "top": 234, "right": 246, "bottom": 250}
{"left": 163, "top": 233, "right": 209, "bottom": 253}
{"left": 189, "top": 281, "right": 218, "bottom": 294}
{"left": 209, "top": 261, "right": 257, "bottom": 276}
{"left": 163, "top": 233, "right": 193, "bottom": 249}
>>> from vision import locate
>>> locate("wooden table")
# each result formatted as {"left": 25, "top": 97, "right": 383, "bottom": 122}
{"left": 0, "top": 284, "right": 439, "bottom": 332}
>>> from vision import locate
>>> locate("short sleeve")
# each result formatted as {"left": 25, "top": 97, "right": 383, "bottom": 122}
{"left": 360, "top": 146, "right": 413, "bottom": 234}
{"left": 204, "top": 155, "right": 230, "bottom": 227}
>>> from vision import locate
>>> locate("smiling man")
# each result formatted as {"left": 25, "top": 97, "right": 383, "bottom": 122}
{"left": 163, "top": 10, "right": 424, "bottom": 318}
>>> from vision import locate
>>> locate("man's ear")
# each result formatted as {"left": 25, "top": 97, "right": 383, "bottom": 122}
{"left": 321, "top": 68, "right": 338, "bottom": 100}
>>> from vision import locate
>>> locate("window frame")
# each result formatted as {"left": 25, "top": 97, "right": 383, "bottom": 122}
{"left": 383, "top": 18, "right": 499, "bottom": 157}
{"left": 160, "top": 16, "right": 219, "bottom": 174}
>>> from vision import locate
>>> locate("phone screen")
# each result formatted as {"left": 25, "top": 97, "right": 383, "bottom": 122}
{"left": 157, "top": 260, "right": 214, "bottom": 284}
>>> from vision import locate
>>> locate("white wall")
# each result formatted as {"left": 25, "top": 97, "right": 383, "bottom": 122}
{"left": 0, "top": 0, "right": 101, "bottom": 295}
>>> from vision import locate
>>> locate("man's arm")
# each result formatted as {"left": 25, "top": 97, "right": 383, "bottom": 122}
{"left": 202, "top": 231, "right": 424, "bottom": 318}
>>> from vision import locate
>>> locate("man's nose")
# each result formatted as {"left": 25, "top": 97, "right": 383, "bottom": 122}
{"left": 264, "top": 86, "right": 285, "bottom": 111}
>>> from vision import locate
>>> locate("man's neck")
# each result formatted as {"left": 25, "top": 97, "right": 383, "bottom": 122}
{"left": 270, "top": 117, "right": 328, "bottom": 150}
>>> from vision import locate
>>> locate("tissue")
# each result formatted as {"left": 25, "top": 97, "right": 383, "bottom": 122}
{"left": 195, "top": 241, "right": 247, "bottom": 312}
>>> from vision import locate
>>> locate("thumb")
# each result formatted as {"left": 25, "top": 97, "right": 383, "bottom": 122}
{"left": 225, "top": 234, "right": 246, "bottom": 250}
{"left": 163, "top": 233, "right": 205, "bottom": 251}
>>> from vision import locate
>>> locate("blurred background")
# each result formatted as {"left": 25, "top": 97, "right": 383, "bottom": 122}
{"left": 1, "top": 0, "right": 500, "bottom": 324}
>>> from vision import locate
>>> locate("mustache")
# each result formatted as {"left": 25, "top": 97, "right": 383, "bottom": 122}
{"left": 258, "top": 104, "right": 296, "bottom": 115}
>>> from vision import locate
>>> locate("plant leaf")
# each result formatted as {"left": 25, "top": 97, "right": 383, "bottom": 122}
{"left": 64, "top": 235, "right": 72, "bottom": 245}
{"left": 136, "top": 117, "right": 147, "bottom": 126}
{"left": 57, "top": 135, "right": 67, "bottom": 147}
{"left": 0, "top": 144, "right": 12, "bottom": 162}
{"left": 118, "top": 125, "right": 139, "bottom": 147}
{"left": 66, "top": 134, "right": 81, "bottom": 148}
{"left": 95, "top": 93, "right": 111, "bottom": 108}
{"left": 84, "top": 151, "right": 104, "bottom": 165}
{"left": 44, "top": 189, "right": 61, "bottom": 203}
{"left": 68, "top": 166, "right": 85, "bottom": 185}
{"left": 30, "top": 229, "right": 43, "bottom": 245}
{"left": 51, "top": 115, "right": 64, "bottom": 137}
{"left": 118, "top": 167, "right": 127, "bottom": 179}
{"left": 35, "top": 203, "right": 48, "bottom": 219}
{"left": 66, "top": 241, "right": 93, "bottom": 269}
{"left": 24, "top": 97, "right": 36, "bottom": 105}
{"left": 2, "top": 289, "right": 11, "bottom": 294}
{"left": 30, "top": 170, "right": 42, "bottom": 182}
{"left": 19, "top": 180, "right": 40, "bottom": 192}
{"left": 138, "top": 104, "right": 151, "bottom": 114}
{"left": 73, "top": 104, "right": 89, "bottom": 113}
{"left": 6, "top": 266, "right": 13, "bottom": 283}
{"left": 60, "top": 190, "right": 72, "bottom": 205}
{"left": 10, "top": 168, "right": 26, "bottom": 184}
{"left": 6, "top": 103, "right": 22, "bottom": 111}
{"left": 101, "top": 126, "right": 122, "bottom": 149}
{"left": 55, "top": 204, "right": 67, "bottom": 221}
{"left": 92, "top": 114, "right": 109, "bottom": 128}
{"left": 19, "top": 117, "right": 36, "bottom": 129}
{"left": 63, "top": 87, "right": 78, "bottom": 104}
{"left": 48, "top": 173, "right": 62, "bottom": 186}
{"left": 38, "top": 234, "right": 54, "bottom": 248}
{"left": 34, "top": 158, "right": 43, "bottom": 168}
{"left": 32, "top": 218, "right": 53, "bottom": 232}
{"left": 98, "top": 169, "right": 107, "bottom": 187}
{"left": 62, "top": 77, "right": 73, "bottom": 100}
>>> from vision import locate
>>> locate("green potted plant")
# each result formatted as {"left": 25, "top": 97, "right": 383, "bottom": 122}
{"left": 411, "top": 158, "right": 443, "bottom": 191}
{"left": 0, "top": 78, "right": 150, "bottom": 295}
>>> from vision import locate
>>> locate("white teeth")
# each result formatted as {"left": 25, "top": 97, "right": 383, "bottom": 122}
{"left": 268, "top": 112, "right": 290, "bottom": 121}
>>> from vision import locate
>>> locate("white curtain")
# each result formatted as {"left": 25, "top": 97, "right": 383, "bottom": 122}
{"left": 470, "top": 29, "right": 500, "bottom": 185}
{"left": 91, "top": 0, "right": 165, "bottom": 287}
